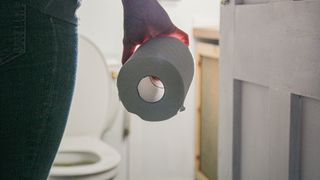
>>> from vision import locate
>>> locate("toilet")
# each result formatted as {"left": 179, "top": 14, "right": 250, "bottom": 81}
{"left": 49, "top": 35, "right": 121, "bottom": 180}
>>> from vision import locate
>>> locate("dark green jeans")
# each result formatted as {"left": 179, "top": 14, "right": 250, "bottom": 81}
{"left": 0, "top": 2, "right": 78, "bottom": 179}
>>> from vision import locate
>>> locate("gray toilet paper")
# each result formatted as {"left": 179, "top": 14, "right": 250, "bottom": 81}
{"left": 117, "top": 37, "right": 194, "bottom": 121}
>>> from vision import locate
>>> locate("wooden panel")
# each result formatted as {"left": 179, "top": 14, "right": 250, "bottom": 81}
{"left": 193, "top": 28, "right": 220, "bottom": 41}
{"left": 200, "top": 56, "right": 219, "bottom": 180}
{"left": 195, "top": 43, "right": 220, "bottom": 180}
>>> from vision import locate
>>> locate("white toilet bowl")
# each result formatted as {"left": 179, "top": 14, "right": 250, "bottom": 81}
{"left": 49, "top": 35, "right": 122, "bottom": 180}
{"left": 49, "top": 137, "right": 120, "bottom": 180}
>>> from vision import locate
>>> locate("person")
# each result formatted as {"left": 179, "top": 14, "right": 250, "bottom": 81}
{"left": 0, "top": 0, "right": 188, "bottom": 179}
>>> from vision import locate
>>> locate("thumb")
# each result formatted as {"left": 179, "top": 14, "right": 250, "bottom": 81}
{"left": 121, "top": 43, "right": 138, "bottom": 64}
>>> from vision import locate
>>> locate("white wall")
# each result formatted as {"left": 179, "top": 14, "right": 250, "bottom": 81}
{"left": 77, "top": 0, "right": 220, "bottom": 180}
{"left": 77, "top": 0, "right": 220, "bottom": 59}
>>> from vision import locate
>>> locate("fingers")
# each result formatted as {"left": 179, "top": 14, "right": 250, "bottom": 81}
{"left": 158, "top": 26, "right": 189, "bottom": 46}
{"left": 121, "top": 43, "right": 138, "bottom": 64}
{"left": 175, "top": 27, "right": 189, "bottom": 46}
{"left": 122, "top": 33, "right": 152, "bottom": 64}
{"left": 121, "top": 26, "right": 189, "bottom": 64}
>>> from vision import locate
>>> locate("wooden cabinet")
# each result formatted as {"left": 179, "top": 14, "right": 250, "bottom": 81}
{"left": 193, "top": 28, "right": 220, "bottom": 180}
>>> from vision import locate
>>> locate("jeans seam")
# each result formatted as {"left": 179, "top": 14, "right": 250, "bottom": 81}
{"left": 44, "top": 0, "right": 55, "bottom": 10}
{"left": 28, "top": 16, "right": 59, "bottom": 179}
{"left": 0, "top": 2, "right": 26, "bottom": 67}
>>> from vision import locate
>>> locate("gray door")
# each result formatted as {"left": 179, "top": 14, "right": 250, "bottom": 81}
{"left": 219, "top": 1, "right": 320, "bottom": 180}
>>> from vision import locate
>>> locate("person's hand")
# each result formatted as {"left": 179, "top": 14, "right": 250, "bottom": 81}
{"left": 121, "top": 0, "right": 189, "bottom": 64}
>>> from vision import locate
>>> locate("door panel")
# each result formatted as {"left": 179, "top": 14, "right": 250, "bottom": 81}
{"left": 219, "top": 1, "right": 320, "bottom": 180}
{"left": 300, "top": 97, "right": 320, "bottom": 180}
{"left": 291, "top": 95, "right": 320, "bottom": 180}
{"left": 234, "top": 2, "right": 320, "bottom": 97}
{"left": 239, "top": 0, "right": 270, "bottom": 5}
{"left": 235, "top": 81, "right": 269, "bottom": 180}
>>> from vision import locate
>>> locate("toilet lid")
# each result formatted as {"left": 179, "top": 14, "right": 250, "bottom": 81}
{"left": 50, "top": 137, "right": 121, "bottom": 176}
{"left": 63, "top": 35, "right": 120, "bottom": 138}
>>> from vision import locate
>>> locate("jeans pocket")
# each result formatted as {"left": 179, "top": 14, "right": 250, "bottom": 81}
{"left": 0, "top": 2, "right": 26, "bottom": 66}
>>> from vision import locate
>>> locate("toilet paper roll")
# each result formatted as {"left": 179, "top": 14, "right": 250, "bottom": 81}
{"left": 117, "top": 37, "right": 194, "bottom": 121}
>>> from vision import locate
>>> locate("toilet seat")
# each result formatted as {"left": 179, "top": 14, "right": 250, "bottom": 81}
{"left": 50, "top": 136, "right": 121, "bottom": 177}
